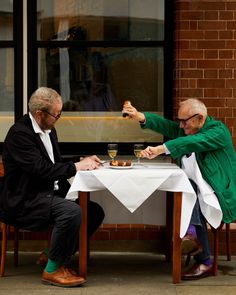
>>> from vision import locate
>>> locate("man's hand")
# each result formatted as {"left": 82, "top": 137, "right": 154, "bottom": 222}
{"left": 122, "top": 104, "right": 145, "bottom": 123}
{"left": 74, "top": 155, "right": 102, "bottom": 171}
{"left": 141, "top": 145, "right": 165, "bottom": 159}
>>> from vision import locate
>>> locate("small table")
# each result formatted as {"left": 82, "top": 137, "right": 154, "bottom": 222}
{"left": 66, "top": 163, "right": 197, "bottom": 283}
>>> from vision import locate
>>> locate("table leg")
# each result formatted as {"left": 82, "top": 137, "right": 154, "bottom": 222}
{"left": 78, "top": 191, "right": 88, "bottom": 279}
{"left": 165, "top": 192, "right": 174, "bottom": 262}
{"left": 172, "top": 192, "right": 182, "bottom": 284}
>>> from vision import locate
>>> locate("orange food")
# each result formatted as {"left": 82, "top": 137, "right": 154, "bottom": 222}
{"left": 110, "top": 160, "right": 132, "bottom": 167}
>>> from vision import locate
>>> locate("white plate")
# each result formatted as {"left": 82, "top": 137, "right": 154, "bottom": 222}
{"left": 109, "top": 164, "right": 133, "bottom": 169}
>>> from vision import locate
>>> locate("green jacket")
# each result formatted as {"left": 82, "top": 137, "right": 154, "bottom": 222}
{"left": 142, "top": 112, "right": 236, "bottom": 223}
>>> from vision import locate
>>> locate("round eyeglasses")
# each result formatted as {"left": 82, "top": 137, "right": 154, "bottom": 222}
{"left": 177, "top": 113, "right": 199, "bottom": 125}
{"left": 42, "top": 109, "right": 62, "bottom": 120}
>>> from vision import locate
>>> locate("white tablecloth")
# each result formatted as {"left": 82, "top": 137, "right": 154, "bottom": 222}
{"left": 66, "top": 163, "right": 198, "bottom": 238}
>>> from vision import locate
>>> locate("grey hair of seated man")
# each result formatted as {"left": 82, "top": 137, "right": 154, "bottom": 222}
{"left": 28, "top": 87, "right": 62, "bottom": 115}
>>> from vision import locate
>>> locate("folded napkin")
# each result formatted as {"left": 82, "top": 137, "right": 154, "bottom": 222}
{"left": 182, "top": 153, "right": 222, "bottom": 229}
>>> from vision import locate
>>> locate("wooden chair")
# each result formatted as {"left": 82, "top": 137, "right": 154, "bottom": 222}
{"left": 0, "top": 169, "right": 50, "bottom": 277}
{"left": 185, "top": 222, "right": 231, "bottom": 276}
{"left": 0, "top": 223, "right": 19, "bottom": 276}
{"left": 211, "top": 222, "right": 231, "bottom": 275}
{"left": 0, "top": 219, "right": 53, "bottom": 277}
{"left": 0, "top": 166, "right": 17, "bottom": 277}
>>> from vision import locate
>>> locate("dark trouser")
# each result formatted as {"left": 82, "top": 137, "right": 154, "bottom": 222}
{"left": 48, "top": 197, "right": 104, "bottom": 265}
{"left": 189, "top": 179, "right": 211, "bottom": 263}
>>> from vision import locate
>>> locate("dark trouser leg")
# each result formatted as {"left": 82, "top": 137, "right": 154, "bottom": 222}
{"left": 49, "top": 197, "right": 82, "bottom": 264}
{"left": 189, "top": 180, "right": 211, "bottom": 262}
{"left": 194, "top": 210, "right": 211, "bottom": 262}
{"left": 87, "top": 200, "right": 105, "bottom": 237}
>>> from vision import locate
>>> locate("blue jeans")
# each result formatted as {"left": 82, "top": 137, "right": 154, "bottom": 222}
{"left": 189, "top": 179, "right": 211, "bottom": 262}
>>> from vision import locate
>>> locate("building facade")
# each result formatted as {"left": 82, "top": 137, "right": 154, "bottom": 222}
{"left": 0, "top": 0, "right": 235, "bottom": 254}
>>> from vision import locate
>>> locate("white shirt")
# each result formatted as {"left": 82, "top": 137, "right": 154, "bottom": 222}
{"left": 29, "top": 113, "right": 59, "bottom": 190}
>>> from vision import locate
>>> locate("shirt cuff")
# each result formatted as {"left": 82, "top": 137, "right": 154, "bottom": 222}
{"left": 163, "top": 143, "right": 170, "bottom": 155}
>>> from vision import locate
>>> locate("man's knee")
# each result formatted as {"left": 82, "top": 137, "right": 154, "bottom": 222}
{"left": 67, "top": 202, "right": 82, "bottom": 226}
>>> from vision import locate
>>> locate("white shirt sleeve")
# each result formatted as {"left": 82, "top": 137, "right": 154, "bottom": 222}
{"left": 163, "top": 143, "right": 170, "bottom": 155}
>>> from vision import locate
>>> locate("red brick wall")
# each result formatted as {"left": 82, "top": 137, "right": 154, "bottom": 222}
{"left": 174, "top": 0, "right": 236, "bottom": 148}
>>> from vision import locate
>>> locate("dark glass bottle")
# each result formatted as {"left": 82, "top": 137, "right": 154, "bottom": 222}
{"left": 122, "top": 100, "right": 131, "bottom": 117}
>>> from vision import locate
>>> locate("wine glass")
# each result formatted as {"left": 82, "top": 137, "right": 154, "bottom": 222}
{"left": 134, "top": 143, "right": 144, "bottom": 166}
{"left": 107, "top": 144, "right": 118, "bottom": 161}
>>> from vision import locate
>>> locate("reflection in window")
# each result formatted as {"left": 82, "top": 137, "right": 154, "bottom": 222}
{"left": 36, "top": 0, "right": 165, "bottom": 143}
{"left": 0, "top": 0, "right": 13, "bottom": 40}
{"left": 0, "top": 48, "right": 14, "bottom": 141}
{"left": 39, "top": 47, "right": 163, "bottom": 113}
{"left": 37, "top": 0, "right": 164, "bottom": 41}
{"left": 0, "top": 48, "right": 14, "bottom": 111}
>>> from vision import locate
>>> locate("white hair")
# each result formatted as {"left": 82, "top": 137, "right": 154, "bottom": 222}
{"left": 28, "top": 87, "right": 62, "bottom": 114}
{"left": 179, "top": 99, "right": 207, "bottom": 118}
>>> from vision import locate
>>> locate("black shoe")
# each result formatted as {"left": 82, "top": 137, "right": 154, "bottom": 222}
{"left": 181, "top": 263, "right": 213, "bottom": 280}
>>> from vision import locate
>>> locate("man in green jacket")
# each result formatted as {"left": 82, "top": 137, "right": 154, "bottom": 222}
{"left": 123, "top": 98, "right": 236, "bottom": 280}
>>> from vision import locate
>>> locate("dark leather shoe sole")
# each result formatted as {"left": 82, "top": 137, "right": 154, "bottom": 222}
{"left": 42, "top": 278, "right": 85, "bottom": 287}
{"left": 181, "top": 263, "right": 213, "bottom": 280}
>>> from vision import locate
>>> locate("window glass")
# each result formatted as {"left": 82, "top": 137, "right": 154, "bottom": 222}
{"left": 0, "top": 48, "right": 14, "bottom": 141}
{"left": 37, "top": 0, "right": 164, "bottom": 41}
{"left": 36, "top": 0, "right": 165, "bottom": 145}
{"left": 38, "top": 46, "right": 163, "bottom": 142}
{"left": 0, "top": 0, "right": 13, "bottom": 40}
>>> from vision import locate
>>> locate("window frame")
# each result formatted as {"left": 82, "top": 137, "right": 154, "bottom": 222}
{"left": 27, "top": 0, "right": 174, "bottom": 156}
{"left": 0, "top": 0, "right": 23, "bottom": 153}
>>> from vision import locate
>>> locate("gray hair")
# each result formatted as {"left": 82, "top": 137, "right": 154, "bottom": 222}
{"left": 179, "top": 98, "right": 207, "bottom": 118}
{"left": 28, "top": 87, "right": 62, "bottom": 114}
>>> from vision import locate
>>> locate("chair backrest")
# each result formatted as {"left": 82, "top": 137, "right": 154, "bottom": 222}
{"left": 0, "top": 162, "right": 4, "bottom": 177}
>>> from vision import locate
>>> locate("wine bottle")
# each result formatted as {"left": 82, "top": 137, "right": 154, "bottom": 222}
{"left": 122, "top": 100, "right": 131, "bottom": 117}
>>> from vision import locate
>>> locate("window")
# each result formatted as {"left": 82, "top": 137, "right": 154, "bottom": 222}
{"left": 0, "top": 1, "right": 14, "bottom": 142}
{"left": 0, "top": 0, "right": 23, "bottom": 146}
{"left": 0, "top": 0, "right": 173, "bottom": 155}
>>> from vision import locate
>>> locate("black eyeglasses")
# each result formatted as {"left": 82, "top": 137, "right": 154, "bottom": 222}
{"left": 177, "top": 113, "right": 199, "bottom": 125}
{"left": 42, "top": 109, "right": 62, "bottom": 120}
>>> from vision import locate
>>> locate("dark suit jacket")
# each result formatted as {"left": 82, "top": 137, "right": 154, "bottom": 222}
{"left": 0, "top": 114, "right": 76, "bottom": 230}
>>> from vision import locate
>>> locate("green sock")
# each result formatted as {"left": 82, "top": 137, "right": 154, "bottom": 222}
{"left": 45, "top": 258, "right": 61, "bottom": 273}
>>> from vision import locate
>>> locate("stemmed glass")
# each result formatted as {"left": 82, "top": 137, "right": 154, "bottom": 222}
{"left": 134, "top": 143, "right": 144, "bottom": 166}
{"left": 107, "top": 144, "right": 118, "bottom": 161}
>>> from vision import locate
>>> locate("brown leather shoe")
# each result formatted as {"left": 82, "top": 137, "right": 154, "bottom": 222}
{"left": 181, "top": 234, "right": 202, "bottom": 255}
{"left": 181, "top": 263, "right": 213, "bottom": 280}
{"left": 42, "top": 266, "right": 86, "bottom": 287}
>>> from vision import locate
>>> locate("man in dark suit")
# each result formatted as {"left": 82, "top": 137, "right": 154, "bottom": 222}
{"left": 0, "top": 87, "right": 104, "bottom": 287}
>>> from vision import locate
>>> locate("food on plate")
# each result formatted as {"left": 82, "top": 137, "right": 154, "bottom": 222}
{"left": 110, "top": 160, "right": 132, "bottom": 167}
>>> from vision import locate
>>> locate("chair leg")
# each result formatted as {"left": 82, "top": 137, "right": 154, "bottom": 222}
{"left": 212, "top": 226, "right": 219, "bottom": 276}
{"left": 0, "top": 223, "right": 8, "bottom": 277}
{"left": 13, "top": 227, "right": 19, "bottom": 267}
{"left": 226, "top": 223, "right": 231, "bottom": 261}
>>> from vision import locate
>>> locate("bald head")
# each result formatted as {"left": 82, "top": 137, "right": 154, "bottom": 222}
{"left": 179, "top": 99, "right": 207, "bottom": 118}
